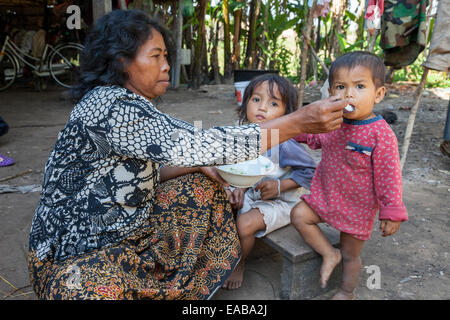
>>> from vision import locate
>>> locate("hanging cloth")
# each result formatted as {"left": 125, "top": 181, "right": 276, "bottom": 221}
{"left": 307, "top": 0, "right": 331, "bottom": 18}
{"left": 422, "top": 0, "right": 450, "bottom": 72}
{"left": 365, "top": 0, "right": 384, "bottom": 34}
{"left": 380, "top": 0, "right": 428, "bottom": 68}
{"left": 422, "top": 0, "right": 450, "bottom": 142}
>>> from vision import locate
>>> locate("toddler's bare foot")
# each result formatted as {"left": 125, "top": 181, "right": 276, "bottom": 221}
{"left": 331, "top": 289, "right": 356, "bottom": 300}
{"left": 320, "top": 248, "right": 342, "bottom": 288}
{"left": 222, "top": 262, "right": 245, "bottom": 290}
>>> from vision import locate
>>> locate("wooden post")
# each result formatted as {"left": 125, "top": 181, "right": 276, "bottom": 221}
{"left": 400, "top": 68, "right": 429, "bottom": 170}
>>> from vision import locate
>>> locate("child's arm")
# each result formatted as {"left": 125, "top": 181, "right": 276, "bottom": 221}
{"left": 293, "top": 133, "right": 323, "bottom": 150}
{"left": 256, "top": 140, "right": 317, "bottom": 199}
{"left": 279, "top": 139, "right": 316, "bottom": 190}
{"left": 379, "top": 220, "right": 401, "bottom": 237}
{"left": 255, "top": 179, "right": 298, "bottom": 200}
{"left": 372, "top": 128, "right": 408, "bottom": 236}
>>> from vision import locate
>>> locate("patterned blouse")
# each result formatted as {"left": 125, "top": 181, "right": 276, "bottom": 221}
{"left": 29, "top": 85, "right": 261, "bottom": 261}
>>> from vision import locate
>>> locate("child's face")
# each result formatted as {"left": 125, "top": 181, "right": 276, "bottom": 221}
{"left": 329, "top": 65, "right": 385, "bottom": 121}
{"left": 246, "top": 81, "right": 286, "bottom": 123}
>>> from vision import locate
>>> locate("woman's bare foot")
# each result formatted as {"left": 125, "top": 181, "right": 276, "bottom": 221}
{"left": 331, "top": 289, "right": 355, "bottom": 300}
{"left": 222, "top": 262, "right": 245, "bottom": 290}
{"left": 320, "top": 248, "right": 342, "bottom": 288}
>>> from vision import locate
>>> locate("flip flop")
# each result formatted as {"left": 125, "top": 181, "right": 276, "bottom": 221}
{"left": 0, "top": 153, "right": 15, "bottom": 167}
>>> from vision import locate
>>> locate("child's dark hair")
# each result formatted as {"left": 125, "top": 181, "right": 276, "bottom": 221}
{"left": 329, "top": 51, "right": 385, "bottom": 88}
{"left": 237, "top": 74, "right": 298, "bottom": 124}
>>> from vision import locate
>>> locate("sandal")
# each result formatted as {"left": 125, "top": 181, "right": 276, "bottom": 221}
{"left": 0, "top": 153, "right": 15, "bottom": 167}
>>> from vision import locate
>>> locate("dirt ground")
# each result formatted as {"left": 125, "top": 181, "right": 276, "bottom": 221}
{"left": 0, "top": 79, "right": 448, "bottom": 300}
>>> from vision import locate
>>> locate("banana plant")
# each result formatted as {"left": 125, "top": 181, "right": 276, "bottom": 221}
{"left": 257, "top": 3, "right": 297, "bottom": 70}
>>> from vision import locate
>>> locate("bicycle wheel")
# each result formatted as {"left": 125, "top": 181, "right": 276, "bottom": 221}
{"left": 0, "top": 51, "right": 17, "bottom": 91}
{"left": 48, "top": 43, "right": 83, "bottom": 88}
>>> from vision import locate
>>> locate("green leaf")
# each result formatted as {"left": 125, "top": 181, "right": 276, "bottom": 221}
{"left": 345, "top": 11, "right": 357, "bottom": 22}
{"left": 427, "top": 17, "right": 434, "bottom": 44}
{"left": 335, "top": 30, "right": 347, "bottom": 52}
{"left": 257, "top": 40, "right": 271, "bottom": 56}
{"left": 345, "top": 40, "right": 365, "bottom": 52}
{"left": 230, "top": 1, "right": 246, "bottom": 12}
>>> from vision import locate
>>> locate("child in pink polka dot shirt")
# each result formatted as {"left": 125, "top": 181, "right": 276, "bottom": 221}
{"left": 291, "top": 51, "right": 408, "bottom": 300}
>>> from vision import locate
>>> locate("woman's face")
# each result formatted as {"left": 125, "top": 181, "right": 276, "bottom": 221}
{"left": 124, "top": 30, "right": 170, "bottom": 101}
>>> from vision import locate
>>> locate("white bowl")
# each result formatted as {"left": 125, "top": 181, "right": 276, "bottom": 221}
{"left": 216, "top": 156, "right": 275, "bottom": 188}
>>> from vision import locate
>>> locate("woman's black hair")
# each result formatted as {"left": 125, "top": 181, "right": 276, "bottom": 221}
{"left": 237, "top": 74, "right": 298, "bottom": 124}
{"left": 70, "top": 9, "right": 173, "bottom": 103}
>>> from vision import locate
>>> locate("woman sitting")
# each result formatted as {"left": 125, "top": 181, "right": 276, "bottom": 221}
{"left": 27, "top": 9, "right": 347, "bottom": 300}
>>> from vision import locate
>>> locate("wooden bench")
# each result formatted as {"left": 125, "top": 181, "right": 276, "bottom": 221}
{"left": 262, "top": 223, "right": 342, "bottom": 300}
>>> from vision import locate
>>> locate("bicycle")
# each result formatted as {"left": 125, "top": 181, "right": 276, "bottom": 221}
{"left": 0, "top": 34, "right": 84, "bottom": 91}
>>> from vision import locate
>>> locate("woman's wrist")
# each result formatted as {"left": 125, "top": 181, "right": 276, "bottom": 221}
{"left": 259, "top": 112, "right": 304, "bottom": 152}
{"left": 179, "top": 167, "right": 199, "bottom": 175}
{"left": 160, "top": 166, "right": 200, "bottom": 182}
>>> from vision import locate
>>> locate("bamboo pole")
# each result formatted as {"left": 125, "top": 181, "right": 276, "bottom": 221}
{"left": 400, "top": 68, "right": 429, "bottom": 170}
{"left": 399, "top": 0, "right": 435, "bottom": 170}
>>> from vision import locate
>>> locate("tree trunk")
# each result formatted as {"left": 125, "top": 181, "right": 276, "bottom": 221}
{"left": 329, "top": 0, "right": 346, "bottom": 59}
{"left": 367, "top": 29, "right": 379, "bottom": 52}
{"left": 357, "top": 0, "right": 365, "bottom": 49}
{"left": 210, "top": 16, "right": 221, "bottom": 84}
{"left": 315, "top": 16, "right": 321, "bottom": 52}
{"left": 190, "top": 0, "right": 208, "bottom": 89}
{"left": 172, "top": 0, "right": 183, "bottom": 88}
{"left": 258, "top": 1, "right": 270, "bottom": 69}
{"left": 222, "top": 0, "right": 232, "bottom": 82}
{"left": 232, "top": 0, "right": 244, "bottom": 71}
{"left": 183, "top": 22, "right": 193, "bottom": 81}
{"left": 298, "top": 0, "right": 316, "bottom": 108}
{"left": 323, "top": 15, "right": 330, "bottom": 62}
{"left": 244, "top": 0, "right": 261, "bottom": 69}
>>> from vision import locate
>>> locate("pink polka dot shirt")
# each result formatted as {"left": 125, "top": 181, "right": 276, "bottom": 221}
{"left": 294, "top": 115, "right": 408, "bottom": 240}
